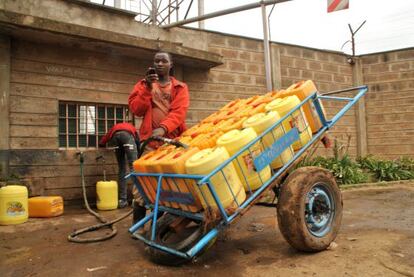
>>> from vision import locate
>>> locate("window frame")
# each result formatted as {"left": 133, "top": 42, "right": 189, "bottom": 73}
{"left": 58, "top": 101, "right": 132, "bottom": 149}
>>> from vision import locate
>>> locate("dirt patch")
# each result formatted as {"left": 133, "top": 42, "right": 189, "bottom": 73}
{"left": 1, "top": 183, "right": 413, "bottom": 277}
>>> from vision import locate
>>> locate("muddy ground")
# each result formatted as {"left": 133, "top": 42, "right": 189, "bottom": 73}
{"left": 1, "top": 183, "right": 413, "bottom": 277}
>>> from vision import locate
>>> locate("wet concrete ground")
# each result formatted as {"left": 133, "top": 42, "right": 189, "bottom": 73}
{"left": 1, "top": 183, "right": 413, "bottom": 277}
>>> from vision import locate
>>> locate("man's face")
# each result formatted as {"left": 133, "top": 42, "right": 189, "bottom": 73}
{"left": 153, "top": 53, "right": 172, "bottom": 76}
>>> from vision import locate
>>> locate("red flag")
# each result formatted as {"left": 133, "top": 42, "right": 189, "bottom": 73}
{"left": 327, "top": 0, "right": 349, "bottom": 13}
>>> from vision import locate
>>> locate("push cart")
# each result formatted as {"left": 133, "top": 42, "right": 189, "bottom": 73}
{"left": 127, "top": 86, "right": 368, "bottom": 265}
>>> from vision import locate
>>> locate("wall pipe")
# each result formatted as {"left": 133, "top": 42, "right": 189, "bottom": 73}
{"left": 160, "top": 0, "right": 291, "bottom": 29}
{"left": 261, "top": 4, "right": 273, "bottom": 91}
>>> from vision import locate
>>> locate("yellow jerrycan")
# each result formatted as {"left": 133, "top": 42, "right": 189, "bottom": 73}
{"left": 0, "top": 185, "right": 28, "bottom": 225}
{"left": 185, "top": 147, "right": 246, "bottom": 211}
{"left": 265, "top": 95, "right": 312, "bottom": 150}
{"left": 28, "top": 196, "right": 64, "bottom": 217}
{"left": 95, "top": 155, "right": 118, "bottom": 210}
{"left": 133, "top": 146, "right": 176, "bottom": 205}
{"left": 158, "top": 147, "right": 202, "bottom": 212}
{"left": 243, "top": 111, "right": 294, "bottom": 169}
{"left": 284, "top": 80, "right": 326, "bottom": 133}
{"left": 217, "top": 128, "right": 271, "bottom": 191}
{"left": 96, "top": 181, "right": 118, "bottom": 210}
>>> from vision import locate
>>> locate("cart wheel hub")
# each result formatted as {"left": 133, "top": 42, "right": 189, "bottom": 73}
{"left": 305, "top": 183, "right": 334, "bottom": 237}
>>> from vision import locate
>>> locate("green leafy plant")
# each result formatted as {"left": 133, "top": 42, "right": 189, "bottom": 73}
{"left": 297, "top": 138, "right": 368, "bottom": 185}
{"left": 358, "top": 155, "right": 414, "bottom": 181}
{"left": 298, "top": 154, "right": 368, "bottom": 185}
{"left": 396, "top": 157, "right": 414, "bottom": 172}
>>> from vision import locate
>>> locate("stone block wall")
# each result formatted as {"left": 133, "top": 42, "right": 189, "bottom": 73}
{"left": 3, "top": 28, "right": 413, "bottom": 201}
{"left": 184, "top": 33, "right": 357, "bottom": 157}
{"left": 277, "top": 44, "right": 356, "bottom": 157}
{"left": 184, "top": 33, "right": 267, "bottom": 126}
{"left": 361, "top": 49, "right": 414, "bottom": 158}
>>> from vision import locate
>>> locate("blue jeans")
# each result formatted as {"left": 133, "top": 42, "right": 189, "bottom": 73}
{"left": 111, "top": 131, "right": 138, "bottom": 202}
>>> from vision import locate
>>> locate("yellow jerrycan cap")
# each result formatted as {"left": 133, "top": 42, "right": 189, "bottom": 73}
{"left": 216, "top": 128, "right": 257, "bottom": 155}
{"left": 265, "top": 96, "right": 301, "bottom": 116}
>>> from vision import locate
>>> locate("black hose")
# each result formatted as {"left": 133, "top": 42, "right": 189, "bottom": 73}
{"left": 138, "top": 136, "right": 188, "bottom": 158}
{"left": 68, "top": 152, "right": 132, "bottom": 243}
{"left": 68, "top": 137, "right": 187, "bottom": 243}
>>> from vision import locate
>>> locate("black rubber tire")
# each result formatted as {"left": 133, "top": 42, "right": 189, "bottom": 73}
{"left": 132, "top": 203, "right": 147, "bottom": 225}
{"left": 145, "top": 213, "right": 214, "bottom": 266}
{"left": 277, "top": 166, "right": 343, "bottom": 252}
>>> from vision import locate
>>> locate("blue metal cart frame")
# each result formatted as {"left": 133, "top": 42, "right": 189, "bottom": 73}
{"left": 127, "top": 85, "right": 368, "bottom": 260}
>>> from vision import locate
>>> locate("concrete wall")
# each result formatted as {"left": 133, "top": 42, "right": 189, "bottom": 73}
{"left": 1, "top": 0, "right": 413, "bottom": 200}
{"left": 361, "top": 49, "right": 414, "bottom": 159}
{"left": 184, "top": 33, "right": 356, "bottom": 157}
{"left": 276, "top": 44, "right": 356, "bottom": 157}
{"left": 7, "top": 39, "right": 149, "bottom": 198}
{"left": 184, "top": 33, "right": 268, "bottom": 125}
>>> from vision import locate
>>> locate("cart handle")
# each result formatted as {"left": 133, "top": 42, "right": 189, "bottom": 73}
{"left": 320, "top": 85, "right": 367, "bottom": 96}
{"left": 138, "top": 136, "right": 189, "bottom": 158}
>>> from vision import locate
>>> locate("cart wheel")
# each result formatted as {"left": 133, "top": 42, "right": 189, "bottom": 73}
{"left": 277, "top": 166, "right": 342, "bottom": 252}
{"left": 145, "top": 213, "right": 215, "bottom": 266}
{"left": 132, "top": 203, "right": 147, "bottom": 225}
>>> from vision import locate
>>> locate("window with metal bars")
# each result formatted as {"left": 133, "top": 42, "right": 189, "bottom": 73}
{"left": 58, "top": 102, "right": 132, "bottom": 148}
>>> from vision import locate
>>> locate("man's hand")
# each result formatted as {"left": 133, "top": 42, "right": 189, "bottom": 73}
{"left": 152, "top": 127, "right": 166, "bottom": 137}
{"left": 145, "top": 67, "right": 158, "bottom": 89}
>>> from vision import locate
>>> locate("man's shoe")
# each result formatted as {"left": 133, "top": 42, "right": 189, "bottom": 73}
{"left": 118, "top": 199, "right": 128, "bottom": 209}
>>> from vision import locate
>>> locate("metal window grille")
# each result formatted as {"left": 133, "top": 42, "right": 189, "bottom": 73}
{"left": 58, "top": 102, "right": 132, "bottom": 148}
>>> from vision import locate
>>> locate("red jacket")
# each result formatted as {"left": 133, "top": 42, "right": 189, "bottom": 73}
{"left": 99, "top": 122, "right": 138, "bottom": 146}
{"left": 128, "top": 77, "right": 189, "bottom": 140}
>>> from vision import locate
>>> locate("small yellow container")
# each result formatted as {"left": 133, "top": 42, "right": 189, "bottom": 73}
{"left": 217, "top": 116, "right": 247, "bottom": 133}
{"left": 0, "top": 185, "right": 28, "bottom": 225}
{"left": 265, "top": 96, "right": 312, "bottom": 150}
{"left": 178, "top": 135, "right": 193, "bottom": 146}
{"left": 28, "top": 196, "right": 64, "bottom": 217}
{"left": 151, "top": 150, "right": 182, "bottom": 209}
{"left": 217, "top": 128, "right": 271, "bottom": 191}
{"left": 158, "top": 147, "right": 202, "bottom": 212}
{"left": 243, "top": 111, "right": 294, "bottom": 169}
{"left": 133, "top": 147, "right": 176, "bottom": 205}
{"left": 185, "top": 147, "right": 246, "bottom": 211}
{"left": 96, "top": 181, "right": 118, "bottom": 210}
{"left": 284, "top": 80, "right": 326, "bottom": 133}
{"left": 182, "top": 122, "right": 214, "bottom": 137}
{"left": 189, "top": 131, "right": 223, "bottom": 150}
{"left": 220, "top": 98, "right": 247, "bottom": 111}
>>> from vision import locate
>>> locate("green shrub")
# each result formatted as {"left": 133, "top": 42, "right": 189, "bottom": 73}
{"left": 298, "top": 155, "right": 368, "bottom": 185}
{"left": 357, "top": 156, "right": 414, "bottom": 181}
{"left": 396, "top": 157, "right": 414, "bottom": 172}
{"left": 295, "top": 137, "right": 413, "bottom": 185}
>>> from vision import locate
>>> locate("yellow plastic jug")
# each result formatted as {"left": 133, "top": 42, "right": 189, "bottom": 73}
{"left": 189, "top": 131, "right": 224, "bottom": 150}
{"left": 158, "top": 147, "right": 202, "bottom": 212}
{"left": 284, "top": 80, "right": 326, "bottom": 133}
{"left": 243, "top": 111, "right": 294, "bottom": 169}
{"left": 182, "top": 122, "right": 214, "bottom": 137}
{"left": 151, "top": 150, "right": 183, "bottom": 209}
{"left": 96, "top": 181, "right": 118, "bottom": 210}
{"left": 220, "top": 98, "right": 247, "bottom": 111}
{"left": 217, "top": 116, "right": 247, "bottom": 133}
{"left": 265, "top": 96, "right": 312, "bottom": 150}
{"left": 133, "top": 147, "right": 176, "bottom": 205}
{"left": 0, "top": 185, "right": 28, "bottom": 225}
{"left": 185, "top": 147, "right": 246, "bottom": 211}
{"left": 28, "top": 196, "right": 64, "bottom": 217}
{"left": 216, "top": 128, "right": 271, "bottom": 191}
{"left": 178, "top": 135, "right": 193, "bottom": 146}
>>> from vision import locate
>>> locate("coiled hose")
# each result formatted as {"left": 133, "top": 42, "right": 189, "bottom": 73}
{"left": 68, "top": 152, "right": 133, "bottom": 243}
{"left": 67, "top": 136, "right": 188, "bottom": 243}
